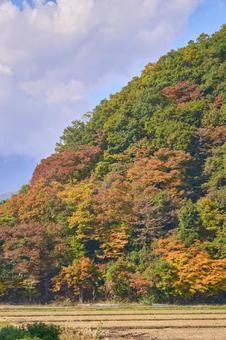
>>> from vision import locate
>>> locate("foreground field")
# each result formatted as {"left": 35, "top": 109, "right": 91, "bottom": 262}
{"left": 0, "top": 305, "right": 226, "bottom": 339}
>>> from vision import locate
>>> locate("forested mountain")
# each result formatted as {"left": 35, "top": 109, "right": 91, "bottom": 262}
{"left": 0, "top": 26, "right": 225, "bottom": 304}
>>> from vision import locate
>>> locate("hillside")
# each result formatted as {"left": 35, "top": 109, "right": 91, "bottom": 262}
{"left": 0, "top": 25, "right": 225, "bottom": 304}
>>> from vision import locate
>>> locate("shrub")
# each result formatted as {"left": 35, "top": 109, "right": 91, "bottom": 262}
{"left": 0, "top": 326, "right": 29, "bottom": 340}
{"left": 0, "top": 323, "right": 60, "bottom": 340}
{"left": 27, "top": 323, "right": 60, "bottom": 340}
{"left": 19, "top": 337, "right": 41, "bottom": 340}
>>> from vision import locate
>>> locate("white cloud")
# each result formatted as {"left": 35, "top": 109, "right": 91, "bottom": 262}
{"left": 20, "top": 78, "right": 84, "bottom": 103}
{"left": 46, "top": 80, "right": 84, "bottom": 103}
{"left": 0, "top": 0, "right": 202, "bottom": 159}
{"left": 0, "top": 62, "right": 13, "bottom": 76}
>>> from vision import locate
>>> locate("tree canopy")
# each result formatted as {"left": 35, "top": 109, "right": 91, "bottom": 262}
{"left": 0, "top": 25, "right": 225, "bottom": 303}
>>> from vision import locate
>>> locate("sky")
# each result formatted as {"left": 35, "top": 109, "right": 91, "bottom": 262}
{"left": 0, "top": 0, "right": 225, "bottom": 194}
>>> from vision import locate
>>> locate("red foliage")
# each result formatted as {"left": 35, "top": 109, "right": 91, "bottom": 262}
{"left": 128, "top": 272, "right": 151, "bottom": 296}
{"left": 0, "top": 224, "right": 46, "bottom": 277}
{"left": 0, "top": 221, "right": 70, "bottom": 279}
{"left": 31, "top": 145, "right": 101, "bottom": 186}
{"left": 161, "top": 81, "right": 202, "bottom": 104}
{"left": 214, "top": 95, "right": 223, "bottom": 109}
{"left": 197, "top": 126, "right": 226, "bottom": 156}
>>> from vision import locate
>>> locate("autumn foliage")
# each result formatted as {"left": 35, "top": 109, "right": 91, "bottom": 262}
{"left": 0, "top": 26, "right": 226, "bottom": 303}
{"left": 154, "top": 237, "right": 226, "bottom": 300}
{"left": 161, "top": 81, "right": 202, "bottom": 104}
{"left": 31, "top": 146, "right": 101, "bottom": 185}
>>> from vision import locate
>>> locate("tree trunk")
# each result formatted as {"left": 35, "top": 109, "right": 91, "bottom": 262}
{"left": 79, "top": 288, "right": 84, "bottom": 303}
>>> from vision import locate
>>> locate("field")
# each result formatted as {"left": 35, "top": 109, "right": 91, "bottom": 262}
{"left": 0, "top": 304, "right": 226, "bottom": 339}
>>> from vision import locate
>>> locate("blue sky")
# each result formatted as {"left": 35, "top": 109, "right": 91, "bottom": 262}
{"left": 176, "top": 0, "right": 226, "bottom": 46}
{"left": 0, "top": 0, "right": 225, "bottom": 194}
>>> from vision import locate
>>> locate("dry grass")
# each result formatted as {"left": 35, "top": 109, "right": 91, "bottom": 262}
{"left": 0, "top": 304, "right": 226, "bottom": 339}
{"left": 60, "top": 328, "right": 96, "bottom": 340}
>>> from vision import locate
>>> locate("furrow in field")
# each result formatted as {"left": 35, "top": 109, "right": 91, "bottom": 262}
{"left": 8, "top": 319, "right": 226, "bottom": 328}
{"left": 3, "top": 315, "right": 226, "bottom": 321}
{"left": 1, "top": 311, "right": 226, "bottom": 316}
{"left": 103, "top": 328, "right": 226, "bottom": 340}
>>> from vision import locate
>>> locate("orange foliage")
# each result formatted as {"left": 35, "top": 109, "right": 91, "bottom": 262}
{"left": 93, "top": 173, "right": 132, "bottom": 259}
{"left": 155, "top": 236, "right": 226, "bottom": 297}
{"left": 16, "top": 181, "right": 64, "bottom": 222}
{"left": 127, "top": 148, "right": 192, "bottom": 199}
{"left": 53, "top": 257, "right": 101, "bottom": 301}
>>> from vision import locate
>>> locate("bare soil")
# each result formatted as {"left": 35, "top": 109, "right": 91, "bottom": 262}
{"left": 0, "top": 305, "right": 225, "bottom": 339}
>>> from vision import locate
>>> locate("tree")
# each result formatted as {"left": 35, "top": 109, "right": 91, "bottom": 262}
{"left": 31, "top": 146, "right": 101, "bottom": 186}
{"left": 53, "top": 257, "right": 102, "bottom": 303}
{"left": 16, "top": 181, "right": 67, "bottom": 224}
{"left": 127, "top": 148, "right": 193, "bottom": 245}
{"left": 0, "top": 222, "right": 71, "bottom": 302}
{"left": 105, "top": 259, "right": 150, "bottom": 301}
{"left": 1, "top": 25, "right": 226, "bottom": 304}
{"left": 154, "top": 236, "right": 226, "bottom": 301}
{"left": 92, "top": 172, "right": 132, "bottom": 260}
{"left": 161, "top": 81, "right": 202, "bottom": 104}
{"left": 178, "top": 200, "right": 202, "bottom": 245}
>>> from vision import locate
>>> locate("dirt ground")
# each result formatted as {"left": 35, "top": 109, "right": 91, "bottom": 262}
{"left": 0, "top": 304, "right": 225, "bottom": 339}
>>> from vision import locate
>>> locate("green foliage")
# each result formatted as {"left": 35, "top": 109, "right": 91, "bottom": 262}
{"left": 18, "top": 185, "right": 29, "bottom": 194}
{"left": 105, "top": 259, "right": 151, "bottom": 301}
{"left": 203, "top": 143, "right": 226, "bottom": 192}
{"left": 202, "top": 103, "right": 226, "bottom": 127}
{"left": 146, "top": 258, "right": 178, "bottom": 303}
{"left": 95, "top": 322, "right": 104, "bottom": 340}
{"left": 27, "top": 323, "right": 60, "bottom": 340}
{"left": 178, "top": 200, "right": 201, "bottom": 244}
{"left": 0, "top": 323, "right": 60, "bottom": 340}
{"left": 0, "top": 326, "right": 28, "bottom": 340}
{"left": 105, "top": 259, "right": 135, "bottom": 300}
{"left": 56, "top": 119, "right": 99, "bottom": 151}
{"left": 0, "top": 26, "right": 226, "bottom": 304}
{"left": 202, "top": 229, "right": 226, "bottom": 259}
{"left": 19, "top": 337, "right": 40, "bottom": 340}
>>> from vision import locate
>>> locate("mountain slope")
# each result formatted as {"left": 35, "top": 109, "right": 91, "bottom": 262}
{"left": 0, "top": 26, "right": 225, "bottom": 304}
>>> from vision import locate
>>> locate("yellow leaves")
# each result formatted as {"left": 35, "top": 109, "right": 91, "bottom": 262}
{"left": 182, "top": 46, "right": 198, "bottom": 63}
{"left": 197, "top": 196, "right": 226, "bottom": 231}
{"left": 175, "top": 251, "right": 226, "bottom": 294}
{"left": 0, "top": 281, "right": 8, "bottom": 295}
{"left": 0, "top": 199, "right": 15, "bottom": 225}
{"left": 155, "top": 235, "right": 226, "bottom": 297}
{"left": 58, "top": 181, "right": 96, "bottom": 238}
{"left": 99, "top": 225, "right": 129, "bottom": 260}
{"left": 52, "top": 257, "right": 101, "bottom": 298}
{"left": 58, "top": 181, "right": 92, "bottom": 204}
{"left": 59, "top": 173, "right": 131, "bottom": 259}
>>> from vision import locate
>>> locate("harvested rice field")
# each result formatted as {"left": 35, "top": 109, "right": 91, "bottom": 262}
{"left": 0, "top": 304, "right": 226, "bottom": 339}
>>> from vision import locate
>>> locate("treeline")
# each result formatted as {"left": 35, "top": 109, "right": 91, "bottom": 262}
{"left": 0, "top": 26, "right": 225, "bottom": 304}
